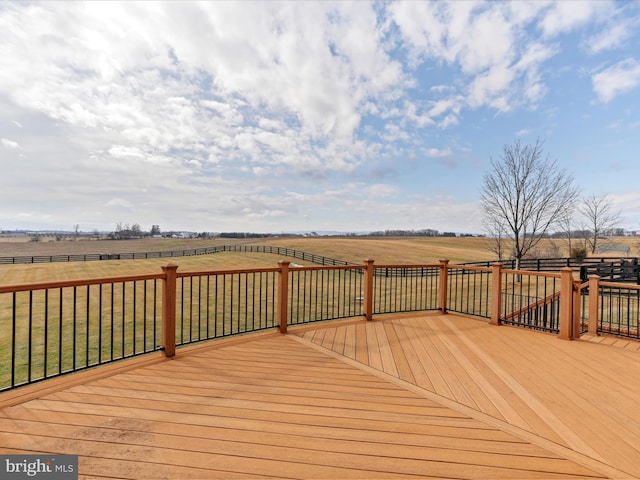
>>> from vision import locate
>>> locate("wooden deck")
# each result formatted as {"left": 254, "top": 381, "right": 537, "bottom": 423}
{"left": 0, "top": 313, "right": 639, "bottom": 479}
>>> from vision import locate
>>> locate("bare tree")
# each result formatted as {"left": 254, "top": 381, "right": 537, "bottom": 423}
{"left": 483, "top": 216, "right": 510, "bottom": 261}
{"left": 579, "top": 194, "right": 621, "bottom": 254}
{"left": 556, "top": 209, "right": 580, "bottom": 257}
{"left": 480, "top": 139, "right": 579, "bottom": 270}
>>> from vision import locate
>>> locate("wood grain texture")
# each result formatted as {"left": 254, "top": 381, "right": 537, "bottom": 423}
{"left": 299, "top": 314, "right": 640, "bottom": 479}
{"left": 0, "top": 315, "right": 633, "bottom": 479}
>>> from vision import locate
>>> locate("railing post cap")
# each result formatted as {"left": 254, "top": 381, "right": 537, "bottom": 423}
{"left": 560, "top": 267, "right": 573, "bottom": 272}
{"left": 161, "top": 263, "right": 179, "bottom": 271}
{"left": 491, "top": 262, "right": 503, "bottom": 267}
{"left": 588, "top": 274, "right": 601, "bottom": 279}
{"left": 364, "top": 258, "right": 375, "bottom": 264}
{"left": 439, "top": 259, "right": 449, "bottom": 264}
{"left": 278, "top": 260, "right": 290, "bottom": 266}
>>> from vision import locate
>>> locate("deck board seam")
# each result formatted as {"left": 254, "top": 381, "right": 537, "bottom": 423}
{"left": 290, "top": 333, "right": 630, "bottom": 480}
{"left": 440, "top": 317, "right": 607, "bottom": 461}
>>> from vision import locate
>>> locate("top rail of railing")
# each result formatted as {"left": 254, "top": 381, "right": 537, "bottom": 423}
{"left": 0, "top": 272, "right": 165, "bottom": 294}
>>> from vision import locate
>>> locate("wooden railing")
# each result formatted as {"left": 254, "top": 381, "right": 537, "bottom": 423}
{"left": 583, "top": 275, "right": 640, "bottom": 339}
{"left": 0, "top": 259, "right": 636, "bottom": 392}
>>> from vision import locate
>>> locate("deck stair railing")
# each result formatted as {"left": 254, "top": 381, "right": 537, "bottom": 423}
{"left": 485, "top": 264, "right": 578, "bottom": 339}
{"left": 500, "top": 290, "right": 561, "bottom": 333}
{"left": 1, "top": 258, "right": 638, "bottom": 392}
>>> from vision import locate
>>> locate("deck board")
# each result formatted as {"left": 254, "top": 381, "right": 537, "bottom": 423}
{"left": 1, "top": 316, "right": 637, "bottom": 478}
{"left": 299, "top": 314, "right": 640, "bottom": 479}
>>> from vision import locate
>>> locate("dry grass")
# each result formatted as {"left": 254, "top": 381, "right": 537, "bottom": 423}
{"left": 0, "top": 252, "right": 288, "bottom": 286}
{"left": 0, "top": 236, "right": 495, "bottom": 264}
{"left": 2, "top": 235, "right": 638, "bottom": 286}
{"left": 0, "top": 237, "right": 491, "bottom": 286}
{"left": 248, "top": 236, "right": 496, "bottom": 264}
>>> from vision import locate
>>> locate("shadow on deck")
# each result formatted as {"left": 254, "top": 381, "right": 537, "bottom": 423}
{"left": 1, "top": 313, "right": 639, "bottom": 479}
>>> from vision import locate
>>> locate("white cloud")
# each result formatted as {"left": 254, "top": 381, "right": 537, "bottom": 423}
{"left": 108, "top": 145, "right": 145, "bottom": 160}
{"left": 105, "top": 198, "right": 133, "bottom": 208}
{"left": 538, "top": 1, "right": 611, "bottom": 38}
{"left": 404, "top": 101, "right": 435, "bottom": 128}
{"left": 586, "top": 20, "right": 636, "bottom": 54}
{"left": 362, "top": 183, "right": 397, "bottom": 198}
{"left": 425, "top": 147, "right": 453, "bottom": 158}
{"left": 467, "top": 64, "right": 515, "bottom": 111}
{"left": 382, "top": 123, "right": 410, "bottom": 142}
{"left": 592, "top": 59, "right": 640, "bottom": 103}
{"left": 455, "top": 6, "right": 515, "bottom": 75}
{"left": 0, "top": 1, "right": 407, "bottom": 184}
{"left": 1, "top": 138, "right": 19, "bottom": 149}
{"left": 0, "top": 1, "right": 637, "bottom": 234}
{"left": 389, "top": 2, "right": 560, "bottom": 117}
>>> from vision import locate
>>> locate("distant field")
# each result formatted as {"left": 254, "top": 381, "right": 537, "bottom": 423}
{"left": 0, "top": 236, "right": 496, "bottom": 263}
{"left": 0, "top": 235, "right": 638, "bottom": 285}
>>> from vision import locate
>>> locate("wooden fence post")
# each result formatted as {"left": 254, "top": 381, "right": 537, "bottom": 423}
{"left": 559, "top": 267, "right": 574, "bottom": 340}
{"left": 277, "top": 260, "right": 290, "bottom": 333}
{"left": 588, "top": 275, "right": 600, "bottom": 335}
{"left": 161, "top": 263, "right": 178, "bottom": 357}
{"left": 364, "top": 259, "right": 374, "bottom": 321}
{"left": 490, "top": 262, "right": 503, "bottom": 325}
{"left": 439, "top": 259, "right": 449, "bottom": 314}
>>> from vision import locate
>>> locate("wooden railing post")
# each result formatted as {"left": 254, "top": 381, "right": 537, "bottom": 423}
{"left": 559, "top": 267, "right": 574, "bottom": 340}
{"left": 588, "top": 275, "right": 600, "bottom": 335}
{"left": 364, "top": 259, "right": 374, "bottom": 321}
{"left": 439, "top": 259, "right": 449, "bottom": 314}
{"left": 161, "top": 263, "right": 178, "bottom": 357}
{"left": 572, "top": 280, "right": 582, "bottom": 338}
{"left": 490, "top": 262, "right": 503, "bottom": 325}
{"left": 277, "top": 260, "right": 290, "bottom": 333}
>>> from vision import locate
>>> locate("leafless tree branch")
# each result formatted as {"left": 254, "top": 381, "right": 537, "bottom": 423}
{"left": 579, "top": 194, "right": 621, "bottom": 254}
{"left": 480, "top": 139, "right": 579, "bottom": 268}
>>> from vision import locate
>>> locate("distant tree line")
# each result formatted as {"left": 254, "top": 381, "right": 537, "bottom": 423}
{"left": 219, "top": 232, "right": 278, "bottom": 239}
{"left": 547, "top": 228, "right": 626, "bottom": 239}
{"left": 109, "top": 223, "right": 161, "bottom": 240}
{"left": 364, "top": 229, "right": 474, "bottom": 237}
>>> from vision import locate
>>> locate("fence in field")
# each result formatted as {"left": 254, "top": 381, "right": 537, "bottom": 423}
{"left": 0, "top": 260, "right": 636, "bottom": 392}
{"left": 578, "top": 259, "right": 640, "bottom": 284}
{"left": 466, "top": 256, "right": 639, "bottom": 273}
{"left": 0, "top": 245, "right": 354, "bottom": 266}
{"left": 4, "top": 245, "right": 640, "bottom": 280}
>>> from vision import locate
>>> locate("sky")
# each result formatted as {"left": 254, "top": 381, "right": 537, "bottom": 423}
{"left": 1, "top": 1, "right": 640, "bottom": 235}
